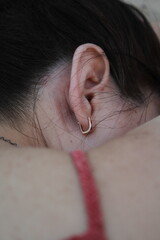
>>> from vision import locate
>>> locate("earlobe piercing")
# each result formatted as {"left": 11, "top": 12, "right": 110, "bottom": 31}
{"left": 78, "top": 117, "right": 92, "bottom": 135}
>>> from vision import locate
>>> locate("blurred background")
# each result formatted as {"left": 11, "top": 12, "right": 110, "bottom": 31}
{"left": 124, "top": 0, "right": 160, "bottom": 22}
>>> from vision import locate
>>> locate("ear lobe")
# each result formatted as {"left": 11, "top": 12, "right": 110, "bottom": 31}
{"left": 69, "top": 43, "right": 110, "bottom": 131}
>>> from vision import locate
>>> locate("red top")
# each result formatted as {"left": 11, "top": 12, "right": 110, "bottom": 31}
{"left": 62, "top": 151, "right": 108, "bottom": 240}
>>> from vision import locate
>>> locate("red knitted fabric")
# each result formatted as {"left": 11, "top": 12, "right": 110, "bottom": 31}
{"left": 63, "top": 151, "right": 108, "bottom": 240}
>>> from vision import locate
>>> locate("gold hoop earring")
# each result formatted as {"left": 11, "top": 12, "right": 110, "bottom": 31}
{"left": 78, "top": 117, "right": 92, "bottom": 135}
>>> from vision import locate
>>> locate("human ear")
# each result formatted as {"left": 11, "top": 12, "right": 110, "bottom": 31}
{"left": 69, "top": 43, "right": 110, "bottom": 132}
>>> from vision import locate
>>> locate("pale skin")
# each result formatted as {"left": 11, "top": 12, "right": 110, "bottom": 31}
{"left": 0, "top": 43, "right": 160, "bottom": 240}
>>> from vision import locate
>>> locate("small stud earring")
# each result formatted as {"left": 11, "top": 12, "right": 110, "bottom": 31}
{"left": 78, "top": 117, "right": 92, "bottom": 135}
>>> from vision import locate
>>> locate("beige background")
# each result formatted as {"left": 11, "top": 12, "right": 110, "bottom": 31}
{"left": 126, "top": 0, "right": 160, "bottom": 10}
{"left": 124, "top": 0, "right": 160, "bottom": 21}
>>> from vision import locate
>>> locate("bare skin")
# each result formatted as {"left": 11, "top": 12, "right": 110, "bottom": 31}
{"left": 0, "top": 0, "right": 159, "bottom": 236}
{"left": 0, "top": 115, "right": 160, "bottom": 240}
{"left": 0, "top": 26, "right": 160, "bottom": 239}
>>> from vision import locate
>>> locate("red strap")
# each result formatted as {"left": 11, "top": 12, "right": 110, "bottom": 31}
{"left": 63, "top": 151, "right": 108, "bottom": 240}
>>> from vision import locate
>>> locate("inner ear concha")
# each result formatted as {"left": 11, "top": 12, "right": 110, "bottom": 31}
{"left": 86, "top": 93, "right": 94, "bottom": 102}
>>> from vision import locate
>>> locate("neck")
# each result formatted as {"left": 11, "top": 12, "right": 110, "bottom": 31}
{"left": 0, "top": 123, "right": 42, "bottom": 147}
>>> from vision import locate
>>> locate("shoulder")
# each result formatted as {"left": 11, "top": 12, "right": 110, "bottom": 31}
{"left": 0, "top": 147, "right": 88, "bottom": 239}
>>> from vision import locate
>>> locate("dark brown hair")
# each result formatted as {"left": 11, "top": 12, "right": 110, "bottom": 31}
{"left": 0, "top": 0, "right": 160, "bottom": 124}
